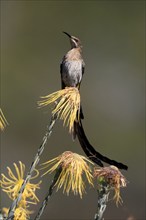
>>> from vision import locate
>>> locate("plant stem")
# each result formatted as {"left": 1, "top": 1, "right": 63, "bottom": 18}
{"left": 94, "top": 183, "right": 109, "bottom": 220}
{"left": 34, "top": 166, "right": 62, "bottom": 220}
{"left": 6, "top": 114, "right": 58, "bottom": 220}
{"left": 0, "top": 212, "right": 7, "bottom": 220}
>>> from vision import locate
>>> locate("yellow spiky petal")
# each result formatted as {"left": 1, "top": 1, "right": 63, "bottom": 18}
{"left": 1, "top": 161, "right": 41, "bottom": 204}
{"left": 0, "top": 108, "right": 8, "bottom": 131}
{"left": 3, "top": 207, "right": 33, "bottom": 220}
{"left": 38, "top": 87, "right": 81, "bottom": 133}
{"left": 94, "top": 166, "right": 127, "bottom": 205}
{"left": 41, "top": 151, "right": 94, "bottom": 198}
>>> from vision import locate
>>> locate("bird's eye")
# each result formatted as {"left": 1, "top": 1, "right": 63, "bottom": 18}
{"left": 73, "top": 38, "right": 78, "bottom": 43}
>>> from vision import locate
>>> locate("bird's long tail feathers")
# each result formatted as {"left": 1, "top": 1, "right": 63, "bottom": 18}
{"left": 74, "top": 120, "right": 128, "bottom": 170}
{"left": 72, "top": 104, "right": 84, "bottom": 140}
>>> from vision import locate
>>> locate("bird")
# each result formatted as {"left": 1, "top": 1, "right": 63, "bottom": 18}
{"left": 60, "top": 32, "right": 128, "bottom": 170}
{"left": 60, "top": 32, "right": 85, "bottom": 90}
{"left": 60, "top": 32, "right": 85, "bottom": 120}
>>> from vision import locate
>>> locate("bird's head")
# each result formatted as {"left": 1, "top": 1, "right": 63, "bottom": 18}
{"left": 63, "top": 32, "right": 82, "bottom": 49}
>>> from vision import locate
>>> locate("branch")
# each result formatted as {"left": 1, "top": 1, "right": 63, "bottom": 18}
{"left": 34, "top": 166, "right": 62, "bottom": 220}
{"left": 94, "top": 182, "right": 109, "bottom": 220}
{"left": 6, "top": 114, "right": 58, "bottom": 220}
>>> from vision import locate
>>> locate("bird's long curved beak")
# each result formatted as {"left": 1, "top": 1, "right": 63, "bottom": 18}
{"left": 63, "top": 31, "right": 71, "bottom": 38}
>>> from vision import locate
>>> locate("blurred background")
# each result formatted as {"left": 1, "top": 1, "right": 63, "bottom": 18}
{"left": 1, "top": 1, "right": 145, "bottom": 219}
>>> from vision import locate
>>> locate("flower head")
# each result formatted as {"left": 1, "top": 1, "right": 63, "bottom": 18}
{"left": 3, "top": 207, "right": 33, "bottom": 220}
{"left": 1, "top": 161, "right": 41, "bottom": 204}
{"left": 38, "top": 87, "right": 81, "bottom": 133}
{"left": 41, "top": 151, "right": 94, "bottom": 198}
{"left": 94, "top": 166, "right": 127, "bottom": 205}
{"left": 0, "top": 108, "right": 8, "bottom": 131}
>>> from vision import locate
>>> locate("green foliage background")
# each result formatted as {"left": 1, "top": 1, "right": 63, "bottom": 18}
{"left": 1, "top": 1, "right": 145, "bottom": 219}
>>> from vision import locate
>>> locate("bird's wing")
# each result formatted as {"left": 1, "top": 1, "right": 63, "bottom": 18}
{"left": 60, "top": 61, "right": 66, "bottom": 89}
{"left": 82, "top": 60, "right": 85, "bottom": 75}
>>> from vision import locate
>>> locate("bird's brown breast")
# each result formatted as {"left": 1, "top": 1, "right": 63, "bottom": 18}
{"left": 64, "top": 48, "right": 82, "bottom": 61}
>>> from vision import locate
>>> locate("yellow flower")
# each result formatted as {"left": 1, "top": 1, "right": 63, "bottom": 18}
{"left": 94, "top": 165, "right": 127, "bottom": 205}
{"left": 1, "top": 161, "right": 41, "bottom": 204}
{"left": 41, "top": 151, "right": 94, "bottom": 198}
{"left": 0, "top": 108, "right": 8, "bottom": 131}
{"left": 3, "top": 207, "right": 33, "bottom": 220}
{"left": 38, "top": 87, "right": 81, "bottom": 133}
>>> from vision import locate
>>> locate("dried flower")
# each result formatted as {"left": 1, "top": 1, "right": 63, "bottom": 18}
{"left": 0, "top": 108, "right": 8, "bottom": 131}
{"left": 1, "top": 161, "right": 41, "bottom": 204}
{"left": 3, "top": 207, "right": 33, "bottom": 220}
{"left": 38, "top": 87, "right": 81, "bottom": 133}
{"left": 41, "top": 151, "right": 93, "bottom": 198}
{"left": 94, "top": 165, "right": 127, "bottom": 205}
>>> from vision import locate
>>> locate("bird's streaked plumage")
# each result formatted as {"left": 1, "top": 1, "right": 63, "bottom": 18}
{"left": 60, "top": 32, "right": 85, "bottom": 90}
